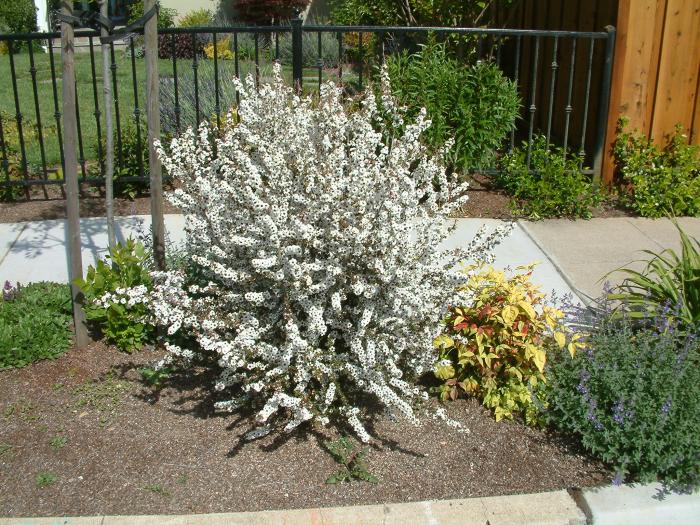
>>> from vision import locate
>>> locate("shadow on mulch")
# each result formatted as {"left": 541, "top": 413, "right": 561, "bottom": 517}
{"left": 0, "top": 342, "right": 611, "bottom": 518}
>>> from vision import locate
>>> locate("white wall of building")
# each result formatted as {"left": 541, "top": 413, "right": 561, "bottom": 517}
{"left": 34, "top": 0, "right": 50, "bottom": 32}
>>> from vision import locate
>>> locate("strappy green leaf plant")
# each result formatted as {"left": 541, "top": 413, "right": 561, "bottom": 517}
{"left": 608, "top": 221, "right": 700, "bottom": 328}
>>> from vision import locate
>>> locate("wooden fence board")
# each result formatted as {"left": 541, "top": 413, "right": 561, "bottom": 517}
{"left": 650, "top": 0, "right": 700, "bottom": 140}
{"left": 692, "top": 65, "right": 700, "bottom": 144}
{"left": 602, "top": 0, "right": 666, "bottom": 182}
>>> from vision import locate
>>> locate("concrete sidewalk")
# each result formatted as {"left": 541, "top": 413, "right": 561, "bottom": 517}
{"left": 0, "top": 490, "right": 588, "bottom": 525}
{"left": 0, "top": 216, "right": 576, "bottom": 299}
{"left": 520, "top": 217, "right": 700, "bottom": 300}
{"left": 3, "top": 484, "right": 699, "bottom": 524}
{"left": 2, "top": 215, "right": 700, "bottom": 304}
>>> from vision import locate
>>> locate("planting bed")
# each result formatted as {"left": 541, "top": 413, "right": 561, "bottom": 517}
{"left": 0, "top": 186, "right": 180, "bottom": 224}
{"left": 1, "top": 343, "right": 610, "bottom": 518}
{"left": 0, "top": 174, "right": 631, "bottom": 224}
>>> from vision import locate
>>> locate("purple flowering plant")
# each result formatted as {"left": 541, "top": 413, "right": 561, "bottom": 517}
{"left": 2, "top": 280, "right": 17, "bottom": 301}
{"left": 542, "top": 298, "right": 700, "bottom": 492}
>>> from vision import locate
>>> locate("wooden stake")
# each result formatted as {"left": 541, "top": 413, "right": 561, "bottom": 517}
{"left": 60, "top": 0, "right": 89, "bottom": 347}
{"left": 101, "top": 0, "right": 115, "bottom": 250}
{"left": 144, "top": 0, "right": 166, "bottom": 269}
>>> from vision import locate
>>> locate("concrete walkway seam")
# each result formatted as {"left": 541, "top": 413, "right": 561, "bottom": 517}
{"left": 0, "top": 222, "right": 28, "bottom": 268}
{"left": 516, "top": 220, "right": 593, "bottom": 306}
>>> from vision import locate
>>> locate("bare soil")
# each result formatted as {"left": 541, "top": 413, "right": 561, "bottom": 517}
{"left": 458, "top": 173, "right": 633, "bottom": 220}
{"left": 0, "top": 185, "right": 180, "bottom": 224}
{"left": 0, "top": 175, "right": 632, "bottom": 224}
{"left": 1, "top": 343, "right": 610, "bottom": 518}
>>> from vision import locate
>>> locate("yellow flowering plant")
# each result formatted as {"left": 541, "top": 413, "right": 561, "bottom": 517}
{"left": 434, "top": 264, "right": 582, "bottom": 425}
{"left": 204, "top": 37, "right": 234, "bottom": 60}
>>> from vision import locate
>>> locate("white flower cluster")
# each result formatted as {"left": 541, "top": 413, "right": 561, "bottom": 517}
{"left": 95, "top": 285, "right": 150, "bottom": 315}
{"left": 150, "top": 64, "right": 508, "bottom": 442}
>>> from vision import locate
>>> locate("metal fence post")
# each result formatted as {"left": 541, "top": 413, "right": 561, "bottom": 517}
{"left": 592, "top": 25, "right": 616, "bottom": 183}
{"left": 60, "top": 0, "right": 89, "bottom": 348}
{"left": 291, "top": 12, "right": 303, "bottom": 93}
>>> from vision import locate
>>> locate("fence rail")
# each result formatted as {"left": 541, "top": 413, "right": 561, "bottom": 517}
{"left": 0, "top": 22, "right": 614, "bottom": 199}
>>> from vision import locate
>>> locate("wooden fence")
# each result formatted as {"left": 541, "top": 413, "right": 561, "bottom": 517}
{"left": 499, "top": 0, "right": 700, "bottom": 183}
{"left": 603, "top": 0, "right": 700, "bottom": 183}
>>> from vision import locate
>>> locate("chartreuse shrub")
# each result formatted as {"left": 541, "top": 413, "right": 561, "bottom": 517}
{"left": 496, "top": 136, "right": 602, "bottom": 219}
{"left": 544, "top": 308, "right": 700, "bottom": 491}
{"left": 386, "top": 42, "right": 520, "bottom": 172}
{"left": 178, "top": 8, "right": 213, "bottom": 27}
{"left": 433, "top": 264, "right": 581, "bottom": 424}
{"left": 0, "top": 281, "right": 72, "bottom": 369}
{"left": 608, "top": 222, "right": 700, "bottom": 329}
{"left": 75, "top": 239, "right": 153, "bottom": 353}
{"left": 135, "top": 65, "right": 509, "bottom": 443}
{"left": 614, "top": 118, "right": 700, "bottom": 218}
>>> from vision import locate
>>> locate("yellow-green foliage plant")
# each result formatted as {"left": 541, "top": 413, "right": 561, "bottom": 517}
{"left": 433, "top": 264, "right": 582, "bottom": 425}
{"left": 204, "top": 37, "right": 234, "bottom": 60}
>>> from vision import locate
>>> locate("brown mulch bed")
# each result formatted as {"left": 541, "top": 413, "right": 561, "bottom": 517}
{"left": 458, "top": 173, "right": 632, "bottom": 220}
{"left": 0, "top": 343, "right": 611, "bottom": 518}
{"left": 0, "top": 175, "right": 632, "bottom": 224}
{"left": 0, "top": 185, "right": 180, "bottom": 224}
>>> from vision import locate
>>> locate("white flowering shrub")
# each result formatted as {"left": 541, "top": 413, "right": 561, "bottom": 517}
{"left": 149, "top": 64, "right": 510, "bottom": 441}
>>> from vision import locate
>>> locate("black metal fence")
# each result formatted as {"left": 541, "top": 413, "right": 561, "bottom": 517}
{"left": 0, "top": 22, "right": 614, "bottom": 200}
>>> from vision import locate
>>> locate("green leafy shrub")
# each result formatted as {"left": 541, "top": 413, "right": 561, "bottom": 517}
{"left": 95, "top": 119, "right": 149, "bottom": 199}
{"left": 433, "top": 264, "right": 578, "bottom": 424}
{"left": 0, "top": 281, "right": 72, "bottom": 369}
{"left": 128, "top": 1, "right": 176, "bottom": 30}
{"left": 544, "top": 310, "right": 700, "bottom": 491}
{"left": 324, "top": 437, "right": 378, "bottom": 484}
{"left": 0, "top": 144, "right": 25, "bottom": 202}
{"left": 0, "top": 112, "right": 47, "bottom": 201}
{"left": 75, "top": 239, "right": 153, "bottom": 353}
{"left": 613, "top": 118, "right": 700, "bottom": 218}
{"left": 139, "top": 366, "right": 173, "bottom": 388}
{"left": 225, "top": 32, "right": 257, "bottom": 61}
{"left": 608, "top": 222, "right": 700, "bottom": 329}
{"left": 496, "top": 136, "right": 602, "bottom": 219}
{"left": 0, "top": 0, "right": 37, "bottom": 35}
{"left": 386, "top": 42, "right": 520, "bottom": 172}
{"left": 178, "top": 8, "right": 213, "bottom": 27}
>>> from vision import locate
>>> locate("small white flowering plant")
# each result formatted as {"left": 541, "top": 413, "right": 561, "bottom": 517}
{"left": 146, "top": 64, "right": 510, "bottom": 442}
{"left": 75, "top": 238, "right": 154, "bottom": 352}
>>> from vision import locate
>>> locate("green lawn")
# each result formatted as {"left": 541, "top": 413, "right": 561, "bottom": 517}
{"left": 0, "top": 47, "right": 357, "bottom": 177}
